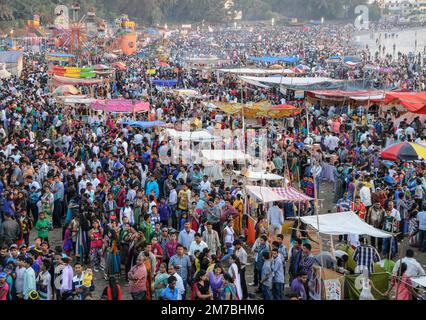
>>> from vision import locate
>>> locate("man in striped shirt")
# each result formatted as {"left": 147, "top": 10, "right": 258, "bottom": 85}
{"left": 352, "top": 237, "right": 381, "bottom": 274}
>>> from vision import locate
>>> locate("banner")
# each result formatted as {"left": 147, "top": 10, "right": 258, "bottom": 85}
{"left": 324, "top": 279, "right": 342, "bottom": 300}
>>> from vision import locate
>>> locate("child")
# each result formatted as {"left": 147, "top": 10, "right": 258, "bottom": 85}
{"left": 179, "top": 212, "right": 188, "bottom": 232}
{"left": 83, "top": 268, "right": 93, "bottom": 288}
{"left": 0, "top": 272, "right": 9, "bottom": 301}
{"left": 35, "top": 212, "right": 51, "bottom": 243}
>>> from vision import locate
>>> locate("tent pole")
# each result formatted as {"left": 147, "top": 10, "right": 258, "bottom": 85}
{"left": 312, "top": 162, "right": 324, "bottom": 299}
{"left": 394, "top": 239, "right": 405, "bottom": 300}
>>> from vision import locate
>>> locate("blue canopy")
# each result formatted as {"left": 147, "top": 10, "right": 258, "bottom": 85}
{"left": 0, "top": 51, "right": 24, "bottom": 63}
{"left": 47, "top": 53, "right": 75, "bottom": 58}
{"left": 152, "top": 79, "right": 177, "bottom": 87}
{"left": 120, "top": 120, "right": 165, "bottom": 128}
{"left": 328, "top": 55, "right": 342, "bottom": 60}
{"left": 248, "top": 56, "right": 299, "bottom": 64}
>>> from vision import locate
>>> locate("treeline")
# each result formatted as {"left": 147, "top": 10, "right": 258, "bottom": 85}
{"left": 0, "top": 0, "right": 381, "bottom": 28}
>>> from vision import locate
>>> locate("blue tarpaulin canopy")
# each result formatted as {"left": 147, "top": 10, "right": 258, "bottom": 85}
{"left": 152, "top": 79, "right": 177, "bottom": 87}
{"left": 47, "top": 53, "right": 75, "bottom": 58}
{"left": 120, "top": 120, "right": 165, "bottom": 128}
{"left": 248, "top": 56, "right": 299, "bottom": 64}
{"left": 0, "top": 51, "right": 24, "bottom": 63}
{"left": 137, "top": 52, "right": 146, "bottom": 58}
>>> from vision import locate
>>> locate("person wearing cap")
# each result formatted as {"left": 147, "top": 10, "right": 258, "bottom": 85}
{"left": 23, "top": 257, "right": 36, "bottom": 300}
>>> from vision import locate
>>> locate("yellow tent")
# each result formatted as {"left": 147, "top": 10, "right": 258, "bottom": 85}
{"left": 213, "top": 101, "right": 300, "bottom": 119}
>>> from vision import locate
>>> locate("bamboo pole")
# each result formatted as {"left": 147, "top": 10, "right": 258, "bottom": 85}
{"left": 312, "top": 161, "right": 324, "bottom": 299}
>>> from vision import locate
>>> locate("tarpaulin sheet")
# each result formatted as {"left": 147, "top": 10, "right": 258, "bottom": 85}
{"left": 345, "top": 272, "right": 390, "bottom": 300}
{"left": 300, "top": 211, "right": 392, "bottom": 238}
{"left": 152, "top": 79, "right": 177, "bottom": 87}
{"left": 217, "top": 68, "right": 294, "bottom": 75}
{"left": 248, "top": 56, "right": 300, "bottom": 63}
{"left": 90, "top": 99, "right": 150, "bottom": 113}
{"left": 246, "top": 185, "right": 313, "bottom": 203}
{"left": 52, "top": 75, "right": 105, "bottom": 86}
{"left": 212, "top": 101, "right": 300, "bottom": 118}
{"left": 308, "top": 90, "right": 385, "bottom": 101}
{"left": 383, "top": 91, "right": 426, "bottom": 114}
{"left": 120, "top": 120, "right": 165, "bottom": 128}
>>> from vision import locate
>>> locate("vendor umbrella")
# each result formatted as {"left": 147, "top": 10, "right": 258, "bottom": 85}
{"left": 381, "top": 142, "right": 426, "bottom": 161}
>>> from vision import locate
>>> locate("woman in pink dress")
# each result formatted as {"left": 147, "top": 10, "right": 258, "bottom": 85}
{"left": 386, "top": 263, "right": 416, "bottom": 300}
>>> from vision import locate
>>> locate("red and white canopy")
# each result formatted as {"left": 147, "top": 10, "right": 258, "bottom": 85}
{"left": 246, "top": 185, "right": 313, "bottom": 203}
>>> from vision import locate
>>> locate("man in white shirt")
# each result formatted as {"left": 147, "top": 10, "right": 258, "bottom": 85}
{"left": 120, "top": 200, "right": 135, "bottom": 226}
{"left": 78, "top": 174, "right": 91, "bottom": 193}
{"left": 405, "top": 126, "right": 415, "bottom": 140}
{"left": 189, "top": 233, "right": 208, "bottom": 257}
{"left": 90, "top": 173, "right": 101, "bottom": 189}
{"left": 199, "top": 175, "right": 211, "bottom": 193}
{"left": 267, "top": 203, "right": 284, "bottom": 236}
{"left": 359, "top": 184, "right": 372, "bottom": 208}
{"left": 392, "top": 249, "right": 425, "bottom": 279}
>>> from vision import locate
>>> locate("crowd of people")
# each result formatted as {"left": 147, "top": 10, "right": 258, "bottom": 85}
{"left": 0, "top": 22, "right": 425, "bottom": 301}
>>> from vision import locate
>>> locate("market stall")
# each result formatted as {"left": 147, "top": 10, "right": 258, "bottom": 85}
{"left": 90, "top": 99, "right": 150, "bottom": 113}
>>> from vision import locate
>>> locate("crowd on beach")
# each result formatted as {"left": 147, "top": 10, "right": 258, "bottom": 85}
{"left": 0, "top": 22, "right": 425, "bottom": 301}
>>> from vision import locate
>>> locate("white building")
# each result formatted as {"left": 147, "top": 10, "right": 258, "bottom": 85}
{"left": 383, "top": 0, "right": 426, "bottom": 16}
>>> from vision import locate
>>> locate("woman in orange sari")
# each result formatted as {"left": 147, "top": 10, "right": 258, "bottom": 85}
{"left": 143, "top": 250, "right": 153, "bottom": 300}
{"left": 233, "top": 194, "right": 244, "bottom": 236}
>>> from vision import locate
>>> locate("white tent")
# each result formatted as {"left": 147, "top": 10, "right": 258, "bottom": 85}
{"left": 239, "top": 76, "right": 339, "bottom": 87}
{"left": 411, "top": 276, "right": 426, "bottom": 288}
{"left": 166, "top": 129, "right": 221, "bottom": 142}
{"left": 62, "top": 97, "right": 96, "bottom": 105}
{"left": 233, "top": 170, "right": 288, "bottom": 182}
{"left": 201, "top": 149, "right": 249, "bottom": 161}
{"left": 218, "top": 68, "right": 294, "bottom": 75}
{"left": 0, "top": 63, "right": 11, "bottom": 79}
{"left": 300, "top": 211, "right": 392, "bottom": 238}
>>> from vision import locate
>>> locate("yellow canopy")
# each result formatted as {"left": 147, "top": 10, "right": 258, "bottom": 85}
{"left": 213, "top": 101, "right": 299, "bottom": 118}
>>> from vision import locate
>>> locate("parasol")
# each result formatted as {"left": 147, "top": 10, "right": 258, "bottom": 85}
{"left": 381, "top": 142, "right": 426, "bottom": 161}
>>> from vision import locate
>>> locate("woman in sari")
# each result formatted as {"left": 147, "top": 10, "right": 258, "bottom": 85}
{"left": 153, "top": 263, "right": 169, "bottom": 300}
{"left": 104, "top": 228, "right": 121, "bottom": 280}
{"left": 208, "top": 263, "right": 224, "bottom": 300}
{"left": 221, "top": 273, "right": 238, "bottom": 300}
{"left": 143, "top": 250, "right": 153, "bottom": 300}
{"left": 233, "top": 194, "right": 244, "bottom": 236}
{"left": 385, "top": 263, "right": 417, "bottom": 300}
{"left": 228, "top": 255, "right": 242, "bottom": 300}
{"left": 191, "top": 270, "right": 213, "bottom": 300}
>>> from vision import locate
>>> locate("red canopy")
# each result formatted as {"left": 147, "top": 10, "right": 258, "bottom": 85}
{"left": 90, "top": 99, "right": 150, "bottom": 113}
{"left": 383, "top": 92, "right": 426, "bottom": 114}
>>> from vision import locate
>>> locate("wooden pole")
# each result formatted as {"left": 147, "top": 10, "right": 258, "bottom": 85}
{"left": 312, "top": 162, "right": 324, "bottom": 299}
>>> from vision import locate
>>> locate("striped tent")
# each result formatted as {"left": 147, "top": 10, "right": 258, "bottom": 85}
{"left": 246, "top": 185, "right": 313, "bottom": 203}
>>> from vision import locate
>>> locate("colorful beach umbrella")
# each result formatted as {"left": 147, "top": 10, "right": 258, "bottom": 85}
{"left": 381, "top": 142, "right": 426, "bottom": 161}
